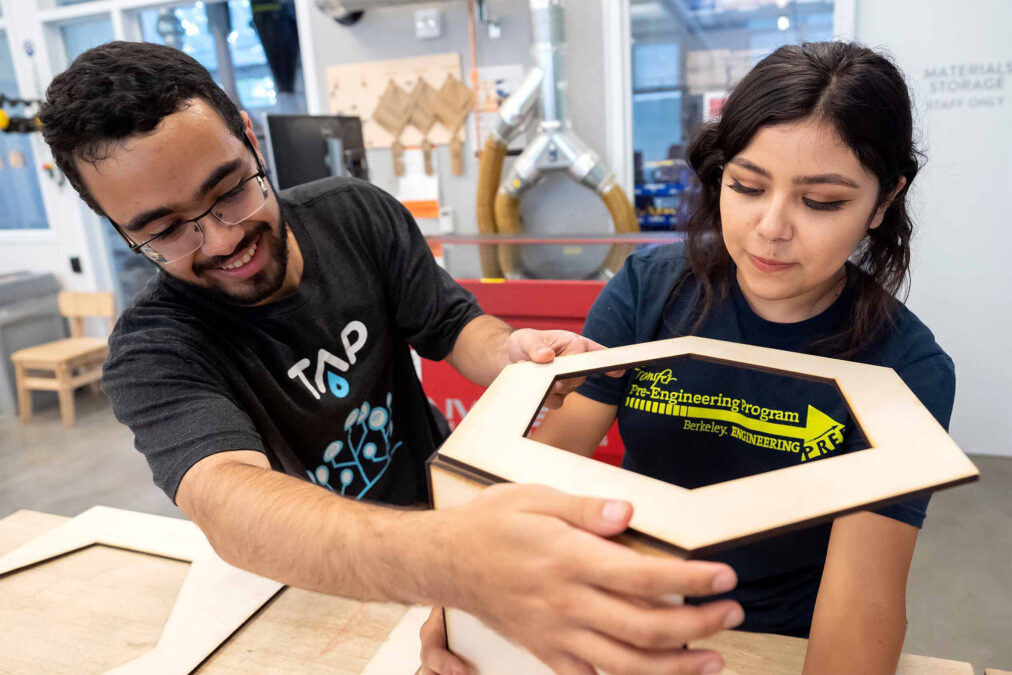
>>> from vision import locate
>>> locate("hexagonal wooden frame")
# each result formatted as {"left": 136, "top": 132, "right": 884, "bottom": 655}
{"left": 429, "top": 336, "right": 978, "bottom": 672}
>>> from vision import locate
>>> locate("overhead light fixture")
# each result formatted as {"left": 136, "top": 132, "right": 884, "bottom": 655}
{"left": 777, "top": 15, "right": 790, "bottom": 31}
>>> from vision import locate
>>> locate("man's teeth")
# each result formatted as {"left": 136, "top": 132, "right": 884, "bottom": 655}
{"left": 220, "top": 242, "right": 257, "bottom": 270}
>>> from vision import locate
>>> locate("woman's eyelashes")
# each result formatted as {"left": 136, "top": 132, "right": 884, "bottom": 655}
{"left": 727, "top": 179, "right": 849, "bottom": 212}
{"left": 802, "top": 197, "right": 848, "bottom": 212}
{"left": 727, "top": 179, "right": 762, "bottom": 195}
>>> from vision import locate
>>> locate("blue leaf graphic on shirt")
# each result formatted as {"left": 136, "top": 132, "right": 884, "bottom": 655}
{"left": 307, "top": 392, "right": 403, "bottom": 500}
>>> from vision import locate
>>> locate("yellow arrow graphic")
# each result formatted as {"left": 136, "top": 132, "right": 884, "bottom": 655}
{"left": 625, "top": 397, "right": 845, "bottom": 460}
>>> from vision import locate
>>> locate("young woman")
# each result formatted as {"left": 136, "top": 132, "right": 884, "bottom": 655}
{"left": 535, "top": 41, "right": 952, "bottom": 673}
{"left": 422, "top": 42, "right": 954, "bottom": 674}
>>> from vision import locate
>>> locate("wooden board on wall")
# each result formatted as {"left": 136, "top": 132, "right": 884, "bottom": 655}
{"left": 327, "top": 53, "right": 465, "bottom": 149}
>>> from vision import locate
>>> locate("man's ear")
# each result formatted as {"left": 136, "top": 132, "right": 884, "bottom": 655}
{"left": 239, "top": 110, "right": 268, "bottom": 167}
{"left": 240, "top": 110, "right": 260, "bottom": 151}
{"left": 868, "top": 175, "right": 907, "bottom": 230}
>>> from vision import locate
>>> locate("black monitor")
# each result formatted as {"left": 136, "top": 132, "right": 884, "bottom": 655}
{"left": 263, "top": 114, "right": 369, "bottom": 189}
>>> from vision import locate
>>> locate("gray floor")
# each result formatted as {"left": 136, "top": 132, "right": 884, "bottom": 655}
{"left": 1, "top": 389, "right": 1009, "bottom": 670}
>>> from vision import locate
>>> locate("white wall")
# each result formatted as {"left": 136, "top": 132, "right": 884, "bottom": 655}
{"left": 854, "top": 0, "right": 1012, "bottom": 457}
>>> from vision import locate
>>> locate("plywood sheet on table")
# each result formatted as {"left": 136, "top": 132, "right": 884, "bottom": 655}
{"left": 0, "top": 510, "right": 408, "bottom": 674}
{"left": 696, "top": 630, "right": 975, "bottom": 675}
{"left": 0, "top": 511, "right": 190, "bottom": 673}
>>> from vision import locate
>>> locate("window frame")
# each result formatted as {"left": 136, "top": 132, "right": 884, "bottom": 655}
{"left": 600, "top": 0, "right": 857, "bottom": 199}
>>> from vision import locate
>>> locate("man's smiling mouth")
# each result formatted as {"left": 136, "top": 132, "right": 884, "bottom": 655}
{"left": 220, "top": 239, "right": 258, "bottom": 270}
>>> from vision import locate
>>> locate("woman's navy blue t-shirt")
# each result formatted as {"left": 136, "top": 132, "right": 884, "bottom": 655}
{"left": 577, "top": 244, "right": 956, "bottom": 637}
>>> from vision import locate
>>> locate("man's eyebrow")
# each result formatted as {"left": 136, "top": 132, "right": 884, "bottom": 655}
{"left": 730, "top": 158, "right": 860, "bottom": 188}
{"left": 197, "top": 158, "right": 244, "bottom": 198}
{"left": 125, "top": 207, "right": 174, "bottom": 233}
{"left": 123, "top": 158, "right": 245, "bottom": 233}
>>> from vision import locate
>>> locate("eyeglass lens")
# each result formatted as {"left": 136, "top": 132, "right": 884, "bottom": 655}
{"left": 145, "top": 176, "right": 267, "bottom": 263}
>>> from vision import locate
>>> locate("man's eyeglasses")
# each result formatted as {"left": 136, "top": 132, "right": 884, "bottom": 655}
{"left": 114, "top": 167, "right": 271, "bottom": 264}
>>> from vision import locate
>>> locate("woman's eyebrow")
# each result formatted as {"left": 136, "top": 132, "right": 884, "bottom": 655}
{"left": 729, "top": 157, "right": 770, "bottom": 177}
{"left": 730, "top": 157, "right": 860, "bottom": 188}
{"left": 793, "top": 173, "right": 860, "bottom": 188}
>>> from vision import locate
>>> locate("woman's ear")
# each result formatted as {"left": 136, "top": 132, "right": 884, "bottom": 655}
{"left": 868, "top": 176, "right": 908, "bottom": 230}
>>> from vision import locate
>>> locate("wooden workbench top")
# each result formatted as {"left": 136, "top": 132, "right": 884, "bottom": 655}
{"left": 0, "top": 509, "right": 976, "bottom": 674}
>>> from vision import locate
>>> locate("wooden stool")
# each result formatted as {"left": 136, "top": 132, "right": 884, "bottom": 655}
{"left": 11, "top": 292, "right": 115, "bottom": 428}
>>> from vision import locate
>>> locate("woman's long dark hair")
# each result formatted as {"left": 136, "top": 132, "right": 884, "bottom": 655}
{"left": 673, "top": 41, "right": 921, "bottom": 358}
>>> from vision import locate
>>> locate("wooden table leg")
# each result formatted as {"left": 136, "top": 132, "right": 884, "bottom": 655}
{"left": 56, "top": 364, "right": 75, "bottom": 428}
{"left": 14, "top": 363, "right": 32, "bottom": 425}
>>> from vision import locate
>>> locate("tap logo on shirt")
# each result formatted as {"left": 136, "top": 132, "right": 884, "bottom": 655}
{"left": 286, "top": 321, "right": 368, "bottom": 400}
{"left": 626, "top": 367, "right": 846, "bottom": 462}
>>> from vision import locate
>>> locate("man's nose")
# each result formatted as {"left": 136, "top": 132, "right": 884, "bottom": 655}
{"left": 198, "top": 216, "right": 245, "bottom": 257}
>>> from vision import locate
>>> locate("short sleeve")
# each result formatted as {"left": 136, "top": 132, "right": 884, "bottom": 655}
{"left": 576, "top": 259, "right": 641, "bottom": 405}
{"left": 102, "top": 323, "right": 265, "bottom": 502}
{"left": 340, "top": 185, "right": 484, "bottom": 361}
{"left": 872, "top": 352, "right": 956, "bottom": 528}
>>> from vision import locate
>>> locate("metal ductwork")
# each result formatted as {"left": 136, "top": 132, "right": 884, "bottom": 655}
{"left": 476, "top": 0, "right": 638, "bottom": 279}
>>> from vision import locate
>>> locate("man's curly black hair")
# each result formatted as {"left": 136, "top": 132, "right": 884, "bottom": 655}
{"left": 40, "top": 41, "right": 245, "bottom": 217}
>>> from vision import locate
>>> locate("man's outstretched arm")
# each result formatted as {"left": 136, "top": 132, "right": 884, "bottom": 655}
{"left": 177, "top": 450, "right": 744, "bottom": 674}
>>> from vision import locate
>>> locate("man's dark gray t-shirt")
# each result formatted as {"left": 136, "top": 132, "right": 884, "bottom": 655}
{"left": 102, "top": 177, "right": 483, "bottom": 505}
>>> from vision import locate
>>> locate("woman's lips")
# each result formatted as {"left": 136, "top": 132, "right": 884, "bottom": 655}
{"left": 747, "top": 252, "right": 796, "bottom": 273}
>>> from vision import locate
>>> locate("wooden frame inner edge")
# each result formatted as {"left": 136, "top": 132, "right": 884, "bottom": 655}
{"left": 434, "top": 336, "right": 980, "bottom": 553}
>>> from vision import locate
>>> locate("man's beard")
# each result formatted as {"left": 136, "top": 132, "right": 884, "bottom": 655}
{"left": 181, "top": 217, "right": 291, "bottom": 306}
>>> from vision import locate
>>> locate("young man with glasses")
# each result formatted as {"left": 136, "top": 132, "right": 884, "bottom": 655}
{"left": 38, "top": 42, "right": 743, "bottom": 674}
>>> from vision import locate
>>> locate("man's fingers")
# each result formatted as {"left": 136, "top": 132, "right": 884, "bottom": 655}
{"left": 541, "top": 653, "right": 597, "bottom": 675}
{"left": 530, "top": 345, "right": 557, "bottom": 363}
{"left": 572, "top": 587, "right": 744, "bottom": 650}
{"left": 507, "top": 329, "right": 607, "bottom": 365}
{"left": 512, "top": 487, "right": 634, "bottom": 537}
{"left": 559, "top": 629, "right": 727, "bottom": 675}
{"left": 582, "top": 551, "right": 739, "bottom": 600}
{"left": 492, "top": 485, "right": 738, "bottom": 597}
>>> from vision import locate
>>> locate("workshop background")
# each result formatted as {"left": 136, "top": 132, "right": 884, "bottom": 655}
{"left": 0, "top": 0, "right": 1008, "bottom": 669}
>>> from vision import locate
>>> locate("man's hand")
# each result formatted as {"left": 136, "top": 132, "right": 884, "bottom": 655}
{"left": 502, "top": 328, "right": 612, "bottom": 408}
{"left": 448, "top": 317, "right": 618, "bottom": 394}
{"left": 430, "top": 483, "right": 743, "bottom": 674}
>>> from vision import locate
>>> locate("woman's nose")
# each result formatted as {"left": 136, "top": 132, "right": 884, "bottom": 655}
{"left": 755, "top": 195, "right": 793, "bottom": 242}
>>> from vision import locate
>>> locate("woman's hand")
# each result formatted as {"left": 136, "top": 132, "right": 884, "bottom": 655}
{"left": 420, "top": 607, "right": 471, "bottom": 675}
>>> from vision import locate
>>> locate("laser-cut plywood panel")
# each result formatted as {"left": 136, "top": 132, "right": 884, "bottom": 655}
{"left": 0, "top": 541, "right": 190, "bottom": 672}
{"left": 327, "top": 53, "right": 464, "bottom": 149}
{"left": 0, "top": 506, "right": 283, "bottom": 674}
{"left": 429, "top": 336, "right": 979, "bottom": 673}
